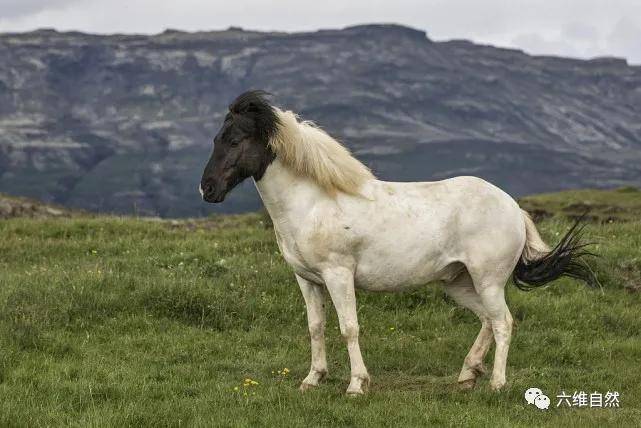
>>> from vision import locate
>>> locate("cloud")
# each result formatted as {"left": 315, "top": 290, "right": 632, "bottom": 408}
{"left": 607, "top": 18, "right": 641, "bottom": 62}
{"left": 563, "top": 21, "right": 600, "bottom": 41}
{"left": 511, "top": 33, "right": 583, "bottom": 59}
{"left": 0, "top": 0, "right": 81, "bottom": 19}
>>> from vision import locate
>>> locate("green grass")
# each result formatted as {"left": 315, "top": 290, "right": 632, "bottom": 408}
{"left": 1, "top": 213, "right": 640, "bottom": 426}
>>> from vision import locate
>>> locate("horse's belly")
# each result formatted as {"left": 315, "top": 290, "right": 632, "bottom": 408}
{"left": 353, "top": 249, "right": 460, "bottom": 291}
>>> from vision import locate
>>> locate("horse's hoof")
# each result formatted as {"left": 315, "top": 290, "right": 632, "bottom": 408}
{"left": 299, "top": 382, "right": 317, "bottom": 393}
{"left": 300, "top": 369, "right": 327, "bottom": 392}
{"left": 490, "top": 380, "right": 506, "bottom": 391}
{"left": 458, "top": 379, "right": 476, "bottom": 390}
{"left": 346, "top": 374, "right": 370, "bottom": 396}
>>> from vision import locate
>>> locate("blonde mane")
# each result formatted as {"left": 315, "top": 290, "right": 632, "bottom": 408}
{"left": 269, "top": 109, "right": 375, "bottom": 195}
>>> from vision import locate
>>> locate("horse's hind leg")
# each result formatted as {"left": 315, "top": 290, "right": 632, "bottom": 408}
{"left": 445, "top": 271, "right": 494, "bottom": 389}
{"left": 476, "top": 282, "right": 513, "bottom": 391}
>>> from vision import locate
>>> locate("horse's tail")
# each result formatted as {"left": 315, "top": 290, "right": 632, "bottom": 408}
{"left": 512, "top": 210, "right": 598, "bottom": 291}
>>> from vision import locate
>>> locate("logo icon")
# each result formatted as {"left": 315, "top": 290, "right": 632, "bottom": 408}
{"left": 534, "top": 394, "right": 551, "bottom": 410}
{"left": 525, "top": 387, "right": 550, "bottom": 410}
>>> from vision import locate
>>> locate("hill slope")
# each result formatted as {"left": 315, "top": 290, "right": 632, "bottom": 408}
{"left": 1, "top": 25, "right": 640, "bottom": 216}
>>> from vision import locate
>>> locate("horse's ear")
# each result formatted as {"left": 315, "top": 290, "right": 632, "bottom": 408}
{"left": 245, "top": 103, "right": 259, "bottom": 113}
{"left": 229, "top": 90, "right": 273, "bottom": 116}
{"left": 229, "top": 101, "right": 258, "bottom": 116}
{"left": 227, "top": 90, "right": 279, "bottom": 141}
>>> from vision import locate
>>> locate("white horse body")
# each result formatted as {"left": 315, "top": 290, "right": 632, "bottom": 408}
{"left": 256, "top": 160, "right": 526, "bottom": 293}
{"left": 255, "top": 156, "right": 529, "bottom": 394}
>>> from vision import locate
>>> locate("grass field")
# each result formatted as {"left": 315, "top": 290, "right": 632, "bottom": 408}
{"left": 1, "top": 204, "right": 641, "bottom": 426}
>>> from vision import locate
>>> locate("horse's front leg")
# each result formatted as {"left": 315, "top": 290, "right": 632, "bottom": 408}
{"left": 296, "top": 274, "right": 328, "bottom": 391}
{"left": 323, "top": 267, "right": 370, "bottom": 395}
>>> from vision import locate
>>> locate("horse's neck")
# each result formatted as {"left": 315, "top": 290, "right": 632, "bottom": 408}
{"left": 253, "top": 159, "right": 324, "bottom": 234}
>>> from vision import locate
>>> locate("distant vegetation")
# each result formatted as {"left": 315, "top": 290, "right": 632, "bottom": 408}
{"left": 0, "top": 189, "right": 640, "bottom": 425}
{"left": 519, "top": 187, "right": 641, "bottom": 223}
{"left": 0, "top": 193, "right": 80, "bottom": 219}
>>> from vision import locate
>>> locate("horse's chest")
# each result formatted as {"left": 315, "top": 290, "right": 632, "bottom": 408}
{"left": 274, "top": 229, "right": 322, "bottom": 282}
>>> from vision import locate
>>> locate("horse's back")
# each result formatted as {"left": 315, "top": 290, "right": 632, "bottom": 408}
{"left": 361, "top": 175, "right": 521, "bottom": 228}
{"left": 344, "top": 176, "right": 525, "bottom": 291}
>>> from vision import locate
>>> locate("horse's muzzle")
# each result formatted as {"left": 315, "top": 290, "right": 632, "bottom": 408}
{"left": 200, "top": 181, "right": 227, "bottom": 203}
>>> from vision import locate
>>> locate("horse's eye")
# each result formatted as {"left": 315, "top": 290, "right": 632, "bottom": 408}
{"left": 230, "top": 140, "right": 240, "bottom": 147}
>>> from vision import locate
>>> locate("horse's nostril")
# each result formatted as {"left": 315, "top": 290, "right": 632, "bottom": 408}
{"left": 206, "top": 185, "right": 214, "bottom": 194}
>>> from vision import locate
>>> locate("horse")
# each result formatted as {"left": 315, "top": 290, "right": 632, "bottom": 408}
{"left": 200, "top": 90, "right": 597, "bottom": 395}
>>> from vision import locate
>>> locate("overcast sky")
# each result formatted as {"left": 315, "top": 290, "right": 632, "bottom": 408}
{"left": 1, "top": 0, "right": 640, "bottom": 64}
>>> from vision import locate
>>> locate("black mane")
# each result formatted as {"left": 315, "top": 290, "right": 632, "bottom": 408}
{"left": 229, "top": 90, "right": 280, "bottom": 143}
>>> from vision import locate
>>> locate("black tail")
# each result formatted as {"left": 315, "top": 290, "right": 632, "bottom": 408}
{"left": 512, "top": 215, "right": 599, "bottom": 291}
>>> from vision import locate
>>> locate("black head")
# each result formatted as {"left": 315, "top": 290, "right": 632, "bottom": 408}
{"left": 200, "top": 90, "right": 280, "bottom": 203}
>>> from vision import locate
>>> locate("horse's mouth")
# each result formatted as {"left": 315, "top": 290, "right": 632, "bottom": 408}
{"left": 200, "top": 182, "right": 228, "bottom": 203}
{"left": 203, "top": 192, "right": 226, "bottom": 203}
